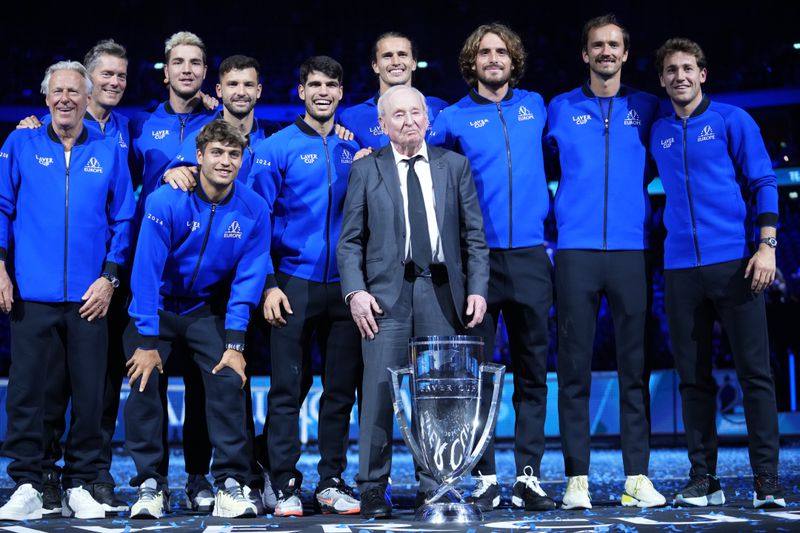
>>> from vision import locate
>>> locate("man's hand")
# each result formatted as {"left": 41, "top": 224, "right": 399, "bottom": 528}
{"left": 0, "top": 261, "right": 14, "bottom": 314}
{"left": 212, "top": 349, "right": 247, "bottom": 388}
{"left": 745, "top": 245, "right": 776, "bottom": 293}
{"left": 163, "top": 166, "right": 198, "bottom": 191}
{"left": 465, "top": 294, "right": 487, "bottom": 329}
{"left": 79, "top": 277, "right": 114, "bottom": 321}
{"left": 263, "top": 287, "right": 293, "bottom": 327}
{"left": 353, "top": 147, "right": 374, "bottom": 161}
{"left": 16, "top": 115, "right": 43, "bottom": 129}
{"left": 333, "top": 123, "right": 355, "bottom": 141}
{"left": 198, "top": 91, "right": 219, "bottom": 110}
{"left": 126, "top": 348, "right": 163, "bottom": 392}
{"left": 349, "top": 291, "right": 383, "bottom": 339}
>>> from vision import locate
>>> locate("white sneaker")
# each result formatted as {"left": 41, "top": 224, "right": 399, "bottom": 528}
{"left": 130, "top": 478, "right": 167, "bottom": 519}
{"left": 315, "top": 478, "right": 360, "bottom": 514}
{"left": 262, "top": 471, "right": 277, "bottom": 511}
{"left": 562, "top": 475, "right": 592, "bottom": 510}
{"left": 622, "top": 474, "right": 666, "bottom": 508}
{"left": 0, "top": 484, "right": 43, "bottom": 521}
{"left": 213, "top": 478, "right": 257, "bottom": 518}
{"left": 274, "top": 478, "right": 303, "bottom": 517}
{"left": 61, "top": 486, "right": 104, "bottom": 519}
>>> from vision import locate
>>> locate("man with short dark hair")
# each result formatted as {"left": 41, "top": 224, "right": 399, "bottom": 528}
{"left": 248, "top": 56, "right": 362, "bottom": 517}
{"left": 545, "top": 14, "right": 664, "bottom": 509}
{"left": 338, "top": 84, "right": 488, "bottom": 518}
{"left": 338, "top": 32, "right": 447, "bottom": 149}
{"left": 0, "top": 61, "right": 135, "bottom": 521}
{"left": 124, "top": 119, "right": 271, "bottom": 519}
{"left": 650, "top": 37, "right": 785, "bottom": 509}
{"left": 429, "top": 22, "right": 555, "bottom": 512}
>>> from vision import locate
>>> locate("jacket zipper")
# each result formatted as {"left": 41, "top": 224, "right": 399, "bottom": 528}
{"left": 496, "top": 102, "right": 513, "bottom": 248}
{"left": 188, "top": 203, "right": 217, "bottom": 291}
{"left": 682, "top": 119, "right": 701, "bottom": 265}
{"left": 63, "top": 154, "right": 70, "bottom": 301}
{"left": 322, "top": 136, "right": 333, "bottom": 283}
{"left": 178, "top": 114, "right": 188, "bottom": 143}
{"left": 598, "top": 98, "right": 613, "bottom": 250}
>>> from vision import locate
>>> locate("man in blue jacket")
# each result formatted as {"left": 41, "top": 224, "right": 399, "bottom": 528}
{"left": 429, "top": 23, "right": 554, "bottom": 512}
{"left": 124, "top": 119, "right": 271, "bottom": 519}
{"left": 338, "top": 32, "right": 448, "bottom": 149}
{"left": 650, "top": 37, "right": 784, "bottom": 509}
{"left": 0, "top": 61, "right": 135, "bottom": 521}
{"left": 247, "top": 56, "right": 362, "bottom": 517}
{"left": 545, "top": 14, "right": 664, "bottom": 509}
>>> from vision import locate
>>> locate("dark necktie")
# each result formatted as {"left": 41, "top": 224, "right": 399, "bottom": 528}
{"left": 405, "top": 155, "right": 432, "bottom": 270}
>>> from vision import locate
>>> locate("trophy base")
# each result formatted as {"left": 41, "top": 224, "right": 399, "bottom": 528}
{"left": 414, "top": 502, "right": 484, "bottom": 524}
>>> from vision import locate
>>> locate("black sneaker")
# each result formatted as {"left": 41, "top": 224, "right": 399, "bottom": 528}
{"left": 511, "top": 467, "right": 556, "bottom": 511}
{"left": 90, "top": 483, "right": 129, "bottom": 513}
{"left": 673, "top": 472, "right": 725, "bottom": 506}
{"left": 753, "top": 472, "right": 786, "bottom": 508}
{"left": 42, "top": 471, "right": 62, "bottom": 515}
{"left": 466, "top": 474, "right": 500, "bottom": 511}
{"left": 184, "top": 474, "right": 214, "bottom": 512}
{"left": 360, "top": 486, "right": 391, "bottom": 519}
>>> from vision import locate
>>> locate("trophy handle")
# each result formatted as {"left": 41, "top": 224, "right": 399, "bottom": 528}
{"left": 428, "top": 362, "right": 505, "bottom": 504}
{"left": 388, "top": 365, "right": 432, "bottom": 478}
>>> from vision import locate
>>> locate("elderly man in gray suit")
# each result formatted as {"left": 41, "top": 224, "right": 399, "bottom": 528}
{"left": 337, "top": 84, "right": 489, "bottom": 518}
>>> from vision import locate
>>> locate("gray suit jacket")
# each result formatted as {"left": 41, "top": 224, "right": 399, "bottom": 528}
{"left": 337, "top": 143, "right": 489, "bottom": 325}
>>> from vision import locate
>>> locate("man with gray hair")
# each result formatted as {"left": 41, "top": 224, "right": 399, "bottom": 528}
{"left": 0, "top": 61, "right": 136, "bottom": 521}
{"left": 338, "top": 84, "right": 488, "bottom": 518}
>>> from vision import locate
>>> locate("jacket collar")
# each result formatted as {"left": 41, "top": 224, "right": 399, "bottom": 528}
{"left": 47, "top": 123, "right": 89, "bottom": 146}
{"left": 164, "top": 100, "right": 205, "bottom": 115}
{"left": 673, "top": 95, "right": 710, "bottom": 120}
{"left": 580, "top": 81, "right": 628, "bottom": 98}
{"left": 468, "top": 87, "right": 514, "bottom": 105}
{"left": 194, "top": 180, "right": 235, "bottom": 206}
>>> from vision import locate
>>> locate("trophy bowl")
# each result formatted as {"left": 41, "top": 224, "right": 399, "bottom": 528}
{"left": 390, "top": 335, "right": 505, "bottom": 523}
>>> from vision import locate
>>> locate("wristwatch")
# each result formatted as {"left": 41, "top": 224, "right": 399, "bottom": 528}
{"left": 759, "top": 237, "right": 778, "bottom": 249}
{"left": 225, "top": 343, "right": 246, "bottom": 353}
{"left": 101, "top": 272, "right": 120, "bottom": 288}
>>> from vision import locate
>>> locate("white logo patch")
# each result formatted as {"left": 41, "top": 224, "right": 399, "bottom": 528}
{"left": 117, "top": 133, "right": 128, "bottom": 149}
{"left": 152, "top": 129, "right": 170, "bottom": 140}
{"left": 84, "top": 157, "right": 103, "bottom": 173}
{"left": 572, "top": 114, "right": 592, "bottom": 125}
{"left": 517, "top": 106, "right": 534, "bottom": 121}
{"left": 469, "top": 119, "right": 489, "bottom": 128}
{"left": 661, "top": 137, "right": 675, "bottom": 149}
{"left": 254, "top": 158, "right": 270, "bottom": 167}
{"left": 224, "top": 220, "right": 242, "bottom": 239}
{"left": 624, "top": 109, "right": 641, "bottom": 126}
{"left": 369, "top": 125, "right": 383, "bottom": 136}
{"left": 0, "top": 152, "right": 8, "bottom": 159}
{"left": 300, "top": 153, "right": 318, "bottom": 164}
{"left": 147, "top": 213, "right": 164, "bottom": 225}
{"left": 187, "top": 221, "right": 200, "bottom": 232}
{"left": 340, "top": 149, "right": 353, "bottom": 165}
{"left": 36, "top": 155, "right": 54, "bottom": 167}
{"left": 697, "top": 125, "right": 715, "bottom": 142}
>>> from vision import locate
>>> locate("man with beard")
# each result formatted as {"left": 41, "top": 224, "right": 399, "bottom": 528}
{"left": 15, "top": 39, "right": 132, "bottom": 515}
{"left": 338, "top": 32, "right": 447, "bottom": 149}
{"left": 429, "top": 22, "right": 554, "bottom": 512}
{"left": 247, "top": 56, "right": 362, "bottom": 517}
{"left": 128, "top": 31, "right": 219, "bottom": 514}
{"left": 545, "top": 14, "right": 664, "bottom": 509}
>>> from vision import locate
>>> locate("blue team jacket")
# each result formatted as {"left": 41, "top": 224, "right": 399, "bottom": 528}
{"left": 129, "top": 101, "right": 216, "bottom": 217}
{"left": 164, "top": 113, "right": 278, "bottom": 182}
{"left": 0, "top": 125, "right": 136, "bottom": 302}
{"left": 41, "top": 109, "right": 130, "bottom": 148}
{"left": 247, "top": 117, "right": 359, "bottom": 283}
{"left": 429, "top": 88, "right": 550, "bottom": 249}
{"left": 650, "top": 97, "right": 778, "bottom": 269}
{"left": 546, "top": 84, "right": 660, "bottom": 250}
{"left": 338, "top": 94, "right": 448, "bottom": 149}
{"left": 129, "top": 184, "right": 271, "bottom": 348}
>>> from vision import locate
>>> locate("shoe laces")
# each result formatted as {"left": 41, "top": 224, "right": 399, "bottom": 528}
{"left": 567, "top": 476, "right": 589, "bottom": 492}
{"left": 68, "top": 486, "right": 96, "bottom": 505}
{"left": 628, "top": 474, "right": 654, "bottom": 495}
{"left": 10, "top": 485, "right": 39, "bottom": 503}
{"left": 473, "top": 471, "right": 497, "bottom": 497}
{"left": 138, "top": 485, "right": 158, "bottom": 502}
{"left": 518, "top": 465, "right": 545, "bottom": 494}
{"left": 329, "top": 480, "right": 357, "bottom": 498}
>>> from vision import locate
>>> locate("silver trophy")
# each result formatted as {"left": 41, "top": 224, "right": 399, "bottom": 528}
{"left": 389, "top": 335, "right": 504, "bottom": 523}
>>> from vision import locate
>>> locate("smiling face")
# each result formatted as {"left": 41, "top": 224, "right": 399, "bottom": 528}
{"left": 298, "top": 70, "right": 343, "bottom": 124}
{"left": 372, "top": 36, "right": 417, "bottom": 91}
{"left": 196, "top": 141, "right": 242, "bottom": 191}
{"left": 164, "top": 44, "right": 207, "bottom": 99}
{"left": 217, "top": 67, "right": 262, "bottom": 119}
{"left": 660, "top": 51, "right": 707, "bottom": 111}
{"left": 474, "top": 32, "right": 513, "bottom": 91}
{"left": 89, "top": 54, "right": 127, "bottom": 109}
{"left": 582, "top": 24, "right": 628, "bottom": 81}
{"left": 45, "top": 69, "right": 90, "bottom": 132}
